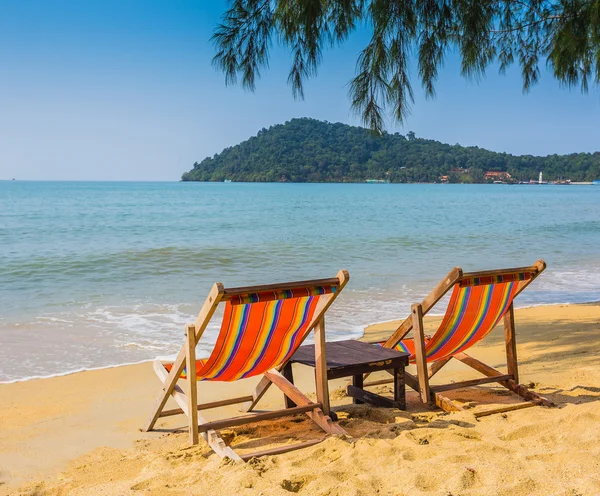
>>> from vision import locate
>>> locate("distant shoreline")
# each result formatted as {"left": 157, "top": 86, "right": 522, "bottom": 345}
{"left": 180, "top": 180, "right": 599, "bottom": 185}
{"left": 3, "top": 179, "right": 597, "bottom": 185}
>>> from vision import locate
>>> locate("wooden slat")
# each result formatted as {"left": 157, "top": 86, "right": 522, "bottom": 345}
{"left": 264, "top": 370, "right": 346, "bottom": 435}
{"left": 159, "top": 395, "right": 255, "bottom": 418}
{"left": 474, "top": 401, "right": 539, "bottom": 418}
{"left": 461, "top": 262, "right": 543, "bottom": 280}
{"left": 289, "top": 340, "right": 409, "bottom": 385}
{"left": 197, "top": 404, "right": 323, "bottom": 433}
{"left": 434, "top": 393, "right": 464, "bottom": 412}
{"left": 197, "top": 395, "right": 255, "bottom": 411}
{"left": 412, "top": 303, "right": 430, "bottom": 403}
{"left": 292, "top": 340, "right": 408, "bottom": 368}
{"left": 222, "top": 277, "right": 342, "bottom": 300}
{"left": 240, "top": 438, "right": 325, "bottom": 461}
{"left": 327, "top": 359, "right": 407, "bottom": 380}
{"left": 431, "top": 374, "right": 513, "bottom": 393}
{"left": 504, "top": 303, "right": 519, "bottom": 384}
{"left": 159, "top": 408, "right": 189, "bottom": 418}
{"left": 263, "top": 369, "right": 321, "bottom": 410}
{"left": 454, "top": 352, "right": 506, "bottom": 378}
{"left": 185, "top": 324, "right": 199, "bottom": 445}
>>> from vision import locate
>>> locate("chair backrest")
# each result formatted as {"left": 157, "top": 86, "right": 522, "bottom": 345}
{"left": 383, "top": 260, "right": 545, "bottom": 356}
{"left": 196, "top": 274, "right": 347, "bottom": 381}
{"left": 423, "top": 270, "right": 534, "bottom": 362}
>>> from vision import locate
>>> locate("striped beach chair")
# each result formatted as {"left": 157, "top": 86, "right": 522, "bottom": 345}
{"left": 144, "top": 270, "right": 349, "bottom": 462}
{"left": 370, "top": 260, "right": 554, "bottom": 414}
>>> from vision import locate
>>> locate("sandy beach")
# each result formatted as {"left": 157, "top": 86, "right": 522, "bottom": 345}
{"left": 2, "top": 302, "right": 600, "bottom": 495}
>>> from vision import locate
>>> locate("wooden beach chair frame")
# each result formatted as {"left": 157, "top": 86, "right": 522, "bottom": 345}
{"left": 144, "top": 270, "right": 349, "bottom": 462}
{"left": 366, "top": 260, "right": 554, "bottom": 415}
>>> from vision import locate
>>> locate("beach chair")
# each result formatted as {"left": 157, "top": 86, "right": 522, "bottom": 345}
{"left": 144, "top": 270, "right": 349, "bottom": 462}
{"left": 368, "top": 260, "right": 554, "bottom": 415}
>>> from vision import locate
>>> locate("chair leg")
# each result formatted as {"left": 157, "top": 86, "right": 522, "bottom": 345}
{"left": 185, "top": 324, "right": 199, "bottom": 445}
{"left": 393, "top": 367, "right": 406, "bottom": 410}
{"left": 412, "top": 304, "right": 430, "bottom": 403}
{"left": 352, "top": 373, "right": 364, "bottom": 405}
{"left": 504, "top": 304, "right": 519, "bottom": 384}
{"left": 314, "top": 317, "right": 331, "bottom": 416}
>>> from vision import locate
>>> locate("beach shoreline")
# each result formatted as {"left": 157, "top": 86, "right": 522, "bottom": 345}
{"left": 2, "top": 301, "right": 600, "bottom": 495}
{"left": 3, "top": 299, "right": 599, "bottom": 387}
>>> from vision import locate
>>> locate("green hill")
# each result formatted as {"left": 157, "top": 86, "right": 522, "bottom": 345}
{"left": 182, "top": 118, "right": 600, "bottom": 183}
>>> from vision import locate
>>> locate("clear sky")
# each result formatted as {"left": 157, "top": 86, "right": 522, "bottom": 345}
{"left": 1, "top": 1, "right": 599, "bottom": 181}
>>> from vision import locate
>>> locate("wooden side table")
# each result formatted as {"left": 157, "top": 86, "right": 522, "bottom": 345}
{"left": 284, "top": 340, "right": 410, "bottom": 416}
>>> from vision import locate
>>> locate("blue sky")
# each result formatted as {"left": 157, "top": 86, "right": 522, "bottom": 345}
{"left": 1, "top": 1, "right": 599, "bottom": 181}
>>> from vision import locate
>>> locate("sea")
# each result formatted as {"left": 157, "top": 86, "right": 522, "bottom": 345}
{"left": 1, "top": 181, "right": 599, "bottom": 382}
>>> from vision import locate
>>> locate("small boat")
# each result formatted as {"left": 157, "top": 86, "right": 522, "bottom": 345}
{"left": 224, "top": 179, "right": 232, "bottom": 183}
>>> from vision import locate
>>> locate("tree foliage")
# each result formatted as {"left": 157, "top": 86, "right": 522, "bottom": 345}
{"left": 181, "top": 118, "right": 600, "bottom": 182}
{"left": 212, "top": 0, "right": 600, "bottom": 133}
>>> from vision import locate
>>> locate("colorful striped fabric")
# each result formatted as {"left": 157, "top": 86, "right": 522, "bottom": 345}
{"left": 229, "top": 286, "right": 336, "bottom": 305}
{"left": 388, "top": 279, "right": 523, "bottom": 363}
{"left": 459, "top": 272, "right": 532, "bottom": 288}
{"left": 165, "top": 286, "right": 335, "bottom": 382}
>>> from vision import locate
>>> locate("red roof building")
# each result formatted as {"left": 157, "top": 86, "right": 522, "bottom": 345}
{"left": 484, "top": 171, "right": 512, "bottom": 180}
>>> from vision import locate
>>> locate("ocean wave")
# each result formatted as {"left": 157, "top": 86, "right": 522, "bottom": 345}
{"left": 0, "top": 247, "right": 267, "bottom": 281}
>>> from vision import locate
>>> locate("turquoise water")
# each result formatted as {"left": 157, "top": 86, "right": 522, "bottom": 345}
{"left": 1, "top": 181, "right": 599, "bottom": 382}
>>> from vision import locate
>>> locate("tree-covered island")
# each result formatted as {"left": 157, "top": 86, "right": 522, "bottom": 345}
{"left": 182, "top": 118, "right": 600, "bottom": 184}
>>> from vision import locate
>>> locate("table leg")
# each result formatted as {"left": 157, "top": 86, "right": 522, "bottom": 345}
{"left": 282, "top": 363, "right": 297, "bottom": 408}
{"left": 394, "top": 367, "right": 406, "bottom": 410}
{"left": 352, "top": 373, "right": 364, "bottom": 405}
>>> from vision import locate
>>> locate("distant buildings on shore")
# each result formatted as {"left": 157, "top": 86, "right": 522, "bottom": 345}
{"left": 438, "top": 170, "right": 600, "bottom": 185}
{"left": 484, "top": 171, "right": 512, "bottom": 182}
